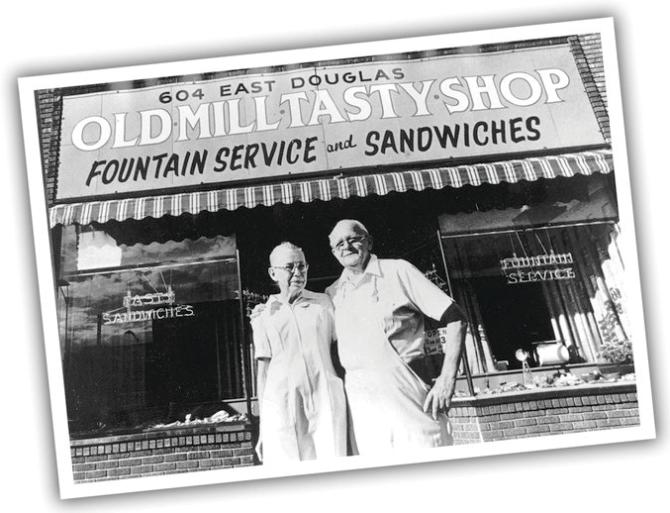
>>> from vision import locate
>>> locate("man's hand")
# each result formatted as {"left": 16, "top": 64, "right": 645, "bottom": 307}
{"left": 422, "top": 303, "right": 466, "bottom": 420}
{"left": 423, "top": 374, "right": 456, "bottom": 420}
{"left": 250, "top": 303, "right": 267, "bottom": 321}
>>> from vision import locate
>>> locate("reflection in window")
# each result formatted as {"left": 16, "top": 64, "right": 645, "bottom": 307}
{"left": 442, "top": 224, "right": 630, "bottom": 371}
{"left": 57, "top": 226, "right": 244, "bottom": 436}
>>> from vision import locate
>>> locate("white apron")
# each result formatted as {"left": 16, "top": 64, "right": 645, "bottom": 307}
{"left": 335, "top": 278, "right": 452, "bottom": 455}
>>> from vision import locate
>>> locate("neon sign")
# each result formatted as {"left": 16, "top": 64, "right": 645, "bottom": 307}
{"left": 103, "top": 286, "right": 196, "bottom": 325}
{"left": 122, "top": 287, "right": 175, "bottom": 309}
{"left": 500, "top": 252, "right": 576, "bottom": 285}
{"left": 102, "top": 305, "right": 195, "bottom": 325}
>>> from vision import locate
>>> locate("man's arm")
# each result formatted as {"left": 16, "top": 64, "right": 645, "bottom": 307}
{"left": 250, "top": 312, "right": 271, "bottom": 410}
{"left": 391, "top": 259, "right": 467, "bottom": 418}
{"left": 423, "top": 303, "right": 467, "bottom": 420}
{"left": 255, "top": 358, "right": 270, "bottom": 461}
{"left": 256, "top": 358, "right": 270, "bottom": 414}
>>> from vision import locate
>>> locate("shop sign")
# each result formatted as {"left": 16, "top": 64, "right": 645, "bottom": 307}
{"left": 102, "top": 305, "right": 195, "bottom": 325}
{"left": 57, "top": 44, "right": 605, "bottom": 200}
{"left": 122, "top": 288, "right": 176, "bottom": 308}
{"left": 103, "top": 286, "right": 195, "bottom": 324}
{"left": 500, "top": 252, "right": 576, "bottom": 284}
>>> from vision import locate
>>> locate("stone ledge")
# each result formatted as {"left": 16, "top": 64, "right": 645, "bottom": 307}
{"left": 451, "top": 382, "right": 636, "bottom": 408}
{"left": 70, "top": 421, "right": 251, "bottom": 447}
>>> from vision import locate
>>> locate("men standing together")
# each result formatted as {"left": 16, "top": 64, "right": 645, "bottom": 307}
{"left": 251, "top": 220, "right": 466, "bottom": 463}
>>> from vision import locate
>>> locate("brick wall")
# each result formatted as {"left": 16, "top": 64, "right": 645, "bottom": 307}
{"left": 449, "top": 383, "right": 638, "bottom": 444}
{"left": 70, "top": 422, "right": 256, "bottom": 483}
{"left": 35, "top": 89, "right": 61, "bottom": 205}
{"left": 579, "top": 34, "right": 607, "bottom": 108}
{"left": 572, "top": 34, "right": 610, "bottom": 141}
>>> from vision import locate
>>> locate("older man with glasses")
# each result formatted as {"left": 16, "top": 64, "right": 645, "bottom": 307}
{"left": 251, "top": 242, "right": 347, "bottom": 464}
{"left": 326, "top": 220, "right": 466, "bottom": 455}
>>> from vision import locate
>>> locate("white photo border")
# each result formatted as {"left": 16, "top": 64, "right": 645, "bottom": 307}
{"left": 18, "top": 17, "right": 655, "bottom": 499}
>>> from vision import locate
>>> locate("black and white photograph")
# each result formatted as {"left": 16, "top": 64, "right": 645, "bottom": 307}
{"left": 5, "top": 4, "right": 664, "bottom": 509}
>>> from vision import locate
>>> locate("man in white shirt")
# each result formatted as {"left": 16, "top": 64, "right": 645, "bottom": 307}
{"left": 326, "top": 220, "right": 466, "bottom": 455}
{"left": 251, "top": 242, "right": 347, "bottom": 463}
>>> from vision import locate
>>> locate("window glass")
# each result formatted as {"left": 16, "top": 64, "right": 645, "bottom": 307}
{"left": 442, "top": 226, "right": 613, "bottom": 370}
{"left": 60, "top": 225, "right": 236, "bottom": 274}
{"left": 57, "top": 225, "right": 243, "bottom": 436}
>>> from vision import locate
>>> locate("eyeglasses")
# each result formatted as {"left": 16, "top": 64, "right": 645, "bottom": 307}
{"left": 271, "top": 262, "right": 309, "bottom": 273}
{"left": 331, "top": 235, "right": 367, "bottom": 252}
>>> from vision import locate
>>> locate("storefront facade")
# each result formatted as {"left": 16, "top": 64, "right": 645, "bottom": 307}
{"left": 35, "top": 32, "right": 636, "bottom": 479}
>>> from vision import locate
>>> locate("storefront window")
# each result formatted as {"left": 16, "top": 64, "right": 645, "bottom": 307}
{"left": 56, "top": 225, "right": 244, "bottom": 435}
{"left": 441, "top": 223, "right": 630, "bottom": 372}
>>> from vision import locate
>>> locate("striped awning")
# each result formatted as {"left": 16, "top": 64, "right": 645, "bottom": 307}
{"left": 49, "top": 149, "right": 613, "bottom": 227}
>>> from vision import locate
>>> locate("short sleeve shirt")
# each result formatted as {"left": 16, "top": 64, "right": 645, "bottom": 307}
{"left": 326, "top": 255, "right": 454, "bottom": 364}
{"left": 251, "top": 289, "right": 337, "bottom": 377}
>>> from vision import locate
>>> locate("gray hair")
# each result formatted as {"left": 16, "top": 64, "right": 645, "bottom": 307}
{"left": 269, "top": 241, "right": 305, "bottom": 266}
{"left": 328, "top": 219, "right": 370, "bottom": 244}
